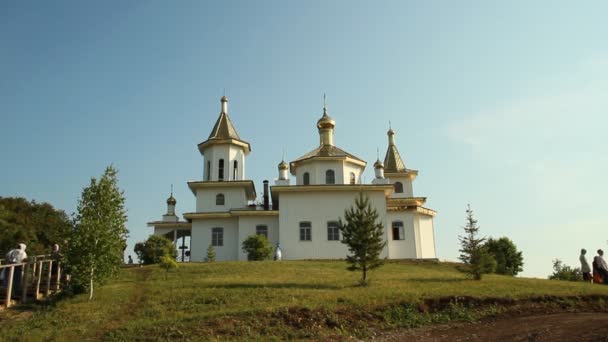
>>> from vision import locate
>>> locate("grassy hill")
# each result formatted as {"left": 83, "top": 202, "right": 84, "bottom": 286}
{"left": 2, "top": 260, "right": 608, "bottom": 340}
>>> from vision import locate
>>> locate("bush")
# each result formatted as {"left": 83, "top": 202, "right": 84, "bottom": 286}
{"left": 206, "top": 244, "right": 216, "bottom": 262}
{"left": 485, "top": 237, "right": 524, "bottom": 276}
{"left": 134, "top": 235, "right": 177, "bottom": 264}
{"left": 159, "top": 255, "right": 178, "bottom": 279}
{"left": 241, "top": 234, "right": 273, "bottom": 261}
{"left": 548, "top": 259, "right": 581, "bottom": 281}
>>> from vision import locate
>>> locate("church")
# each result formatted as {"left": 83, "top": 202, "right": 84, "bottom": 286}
{"left": 147, "top": 96, "right": 437, "bottom": 261}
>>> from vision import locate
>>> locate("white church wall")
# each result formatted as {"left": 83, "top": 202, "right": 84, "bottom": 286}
{"left": 195, "top": 187, "right": 247, "bottom": 212}
{"left": 342, "top": 162, "right": 364, "bottom": 185}
{"left": 236, "top": 216, "right": 280, "bottom": 260}
{"left": 154, "top": 227, "right": 174, "bottom": 238}
{"left": 278, "top": 190, "right": 388, "bottom": 260}
{"left": 386, "top": 211, "right": 418, "bottom": 259}
{"left": 385, "top": 175, "right": 414, "bottom": 198}
{"left": 190, "top": 218, "right": 239, "bottom": 261}
{"left": 295, "top": 160, "right": 345, "bottom": 185}
{"left": 203, "top": 144, "right": 246, "bottom": 182}
{"left": 417, "top": 214, "right": 437, "bottom": 258}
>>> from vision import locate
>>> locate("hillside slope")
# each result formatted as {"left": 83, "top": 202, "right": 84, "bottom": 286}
{"left": 1, "top": 260, "right": 607, "bottom": 340}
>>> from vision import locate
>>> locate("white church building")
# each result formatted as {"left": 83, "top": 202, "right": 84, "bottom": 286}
{"left": 147, "top": 96, "right": 437, "bottom": 261}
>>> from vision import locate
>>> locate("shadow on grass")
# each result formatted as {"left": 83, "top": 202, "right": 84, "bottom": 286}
{"left": 206, "top": 283, "right": 348, "bottom": 290}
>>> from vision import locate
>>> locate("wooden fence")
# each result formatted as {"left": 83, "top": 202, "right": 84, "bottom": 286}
{"left": 0, "top": 255, "right": 62, "bottom": 309}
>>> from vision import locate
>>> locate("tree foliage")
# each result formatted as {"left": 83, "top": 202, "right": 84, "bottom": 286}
{"left": 241, "top": 234, "right": 273, "bottom": 261}
{"left": 485, "top": 237, "right": 524, "bottom": 276}
{"left": 134, "top": 235, "right": 177, "bottom": 264}
{"left": 159, "top": 255, "right": 178, "bottom": 279}
{"left": 0, "top": 197, "right": 71, "bottom": 256}
{"left": 206, "top": 244, "right": 216, "bottom": 262}
{"left": 458, "top": 205, "right": 496, "bottom": 280}
{"left": 548, "top": 259, "right": 581, "bottom": 281}
{"left": 338, "top": 192, "right": 386, "bottom": 286}
{"left": 67, "top": 166, "right": 129, "bottom": 300}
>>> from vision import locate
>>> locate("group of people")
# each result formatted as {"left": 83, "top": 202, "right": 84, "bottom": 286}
{"left": 1, "top": 243, "right": 63, "bottom": 296}
{"left": 579, "top": 248, "right": 608, "bottom": 283}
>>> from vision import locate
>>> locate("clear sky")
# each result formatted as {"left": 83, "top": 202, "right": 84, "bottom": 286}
{"left": 2, "top": 1, "right": 607, "bottom": 277}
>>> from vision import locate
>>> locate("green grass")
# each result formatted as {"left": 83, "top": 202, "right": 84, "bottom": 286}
{"left": 2, "top": 260, "right": 608, "bottom": 340}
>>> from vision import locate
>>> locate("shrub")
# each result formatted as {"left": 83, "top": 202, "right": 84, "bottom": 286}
{"left": 241, "top": 234, "right": 273, "bottom": 261}
{"left": 485, "top": 237, "right": 524, "bottom": 276}
{"left": 548, "top": 259, "right": 581, "bottom": 281}
{"left": 206, "top": 244, "right": 216, "bottom": 262}
{"left": 134, "top": 235, "right": 177, "bottom": 265}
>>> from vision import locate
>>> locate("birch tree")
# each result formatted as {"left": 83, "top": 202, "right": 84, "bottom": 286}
{"left": 68, "top": 166, "right": 128, "bottom": 300}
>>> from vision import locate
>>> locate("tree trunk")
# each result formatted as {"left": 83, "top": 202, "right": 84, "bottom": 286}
{"left": 362, "top": 265, "right": 367, "bottom": 286}
{"left": 89, "top": 268, "right": 94, "bottom": 301}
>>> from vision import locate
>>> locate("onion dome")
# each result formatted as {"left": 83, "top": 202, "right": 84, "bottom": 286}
{"left": 374, "top": 159, "right": 384, "bottom": 169}
{"left": 166, "top": 194, "right": 176, "bottom": 205}
{"left": 317, "top": 111, "right": 335, "bottom": 129}
{"left": 278, "top": 160, "right": 289, "bottom": 170}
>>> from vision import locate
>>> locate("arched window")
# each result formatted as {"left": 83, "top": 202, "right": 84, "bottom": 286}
{"left": 218, "top": 159, "right": 224, "bottom": 181}
{"left": 206, "top": 161, "right": 211, "bottom": 181}
{"left": 303, "top": 172, "right": 310, "bottom": 185}
{"left": 394, "top": 181, "right": 403, "bottom": 193}
{"left": 233, "top": 160, "right": 238, "bottom": 180}
{"left": 350, "top": 172, "right": 356, "bottom": 185}
{"left": 325, "top": 170, "right": 335, "bottom": 184}
{"left": 216, "top": 193, "right": 225, "bottom": 205}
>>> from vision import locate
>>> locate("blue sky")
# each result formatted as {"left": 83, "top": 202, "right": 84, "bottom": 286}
{"left": 2, "top": 1, "right": 607, "bottom": 277}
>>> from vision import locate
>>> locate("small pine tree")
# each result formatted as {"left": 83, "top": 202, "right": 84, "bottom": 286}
{"left": 206, "top": 244, "right": 216, "bottom": 262}
{"left": 338, "top": 192, "right": 386, "bottom": 286}
{"left": 458, "top": 204, "right": 495, "bottom": 280}
{"left": 159, "top": 255, "right": 178, "bottom": 279}
{"left": 241, "top": 234, "right": 273, "bottom": 261}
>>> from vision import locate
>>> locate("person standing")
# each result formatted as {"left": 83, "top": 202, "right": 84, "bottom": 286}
{"left": 580, "top": 249, "right": 592, "bottom": 282}
{"left": 3, "top": 243, "right": 28, "bottom": 296}
{"left": 594, "top": 249, "right": 608, "bottom": 284}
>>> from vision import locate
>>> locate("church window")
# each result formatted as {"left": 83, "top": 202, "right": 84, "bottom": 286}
{"left": 299, "top": 221, "right": 312, "bottom": 241}
{"left": 218, "top": 159, "right": 225, "bottom": 181}
{"left": 233, "top": 160, "right": 238, "bottom": 180}
{"left": 256, "top": 225, "right": 268, "bottom": 238}
{"left": 394, "top": 182, "right": 404, "bottom": 193}
{"left": 212, "top": 227, "right": 224, "bottom": 246}
{"left": 350, "top": 172, "right": 356, "bottom": 185}
{"left": 327, "top": 221, "right": 340, "bottom": 241}
{"left": 206, "top": 161, "right": 211, "bottom": 181}
{"left": 325, "top": 170, "right": 335, "bottom": 184}
{"left": 303, "top": 172, "right": 310, "bottom": 185}
{"left": 216, "top": 193, "right": 225, "bottom": 205}
{"left": 392, "top": 221, "right": 404, "bottom": 240}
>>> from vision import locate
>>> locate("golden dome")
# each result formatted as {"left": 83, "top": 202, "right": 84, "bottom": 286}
{"left": 278, "top": 160, "right": 288, "bottom": 170}
{"left": 317, "top": 109, "right": 336, "bottom": 129}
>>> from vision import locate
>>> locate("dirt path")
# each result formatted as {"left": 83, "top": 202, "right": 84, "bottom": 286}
{"left": 379, "top": 313, "right": 608, "bottom": 341}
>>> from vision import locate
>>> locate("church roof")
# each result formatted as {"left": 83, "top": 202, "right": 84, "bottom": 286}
{"left": 383, "top": 144, "right": 407, "bottom": 173}
{"left": 208, "top": 111, "right": 242, "bottom": 141}
{"left": 291, "top": 144, "right": 365, "bottom": 164}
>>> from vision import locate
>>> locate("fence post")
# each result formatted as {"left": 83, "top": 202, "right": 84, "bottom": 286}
{"left": 55, "top": 262, "right": 62, "bottom": 291}
{"left": 5, "top": 266, "right": 15, "bottom": 308}
{"left": 21, "top": 263, "right": 30, "bottom": 303}
{"left": 35, "top": 260, "right": 43, "bottom": 300}
{"left": 45, "top": 261, "right": 53, "bottom": 296}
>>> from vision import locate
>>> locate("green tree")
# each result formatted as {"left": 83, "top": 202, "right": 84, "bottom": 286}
{"left": 241, "top": 234, "right": 273, "bottom": 261}
{"left": 548, "top": 259, "right": 581, "bottom": 281}
{"left": 67, "top": 166, "right": 129, "bottom": 300}
{"left": 458, "top": 204, "right": 496, "bottom": 280}
{"left": 206, "top": 244, "right": 216, "bottom": 262}
{"left": 338, "top": 192, "right": 386, "bottom": 286}
{"left": 0, "top": 197, "right": 71, "bottom": 256}
{"left": 134, "top": 235, "right": 177, "bottom": 264}
{"left": 485, "top": 237, "right": 524, "bottom": 276}
{"left": 159, "top": 255, "right": 178, "bottom": 279}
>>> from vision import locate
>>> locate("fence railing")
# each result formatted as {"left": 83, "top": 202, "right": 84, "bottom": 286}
{"left": 1, "top": 257, "right": 62, "bottom": 309}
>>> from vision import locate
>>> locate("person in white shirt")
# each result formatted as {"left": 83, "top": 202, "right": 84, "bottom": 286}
{"left": 580, "top": 249, "right": 592, "bottom": 282}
